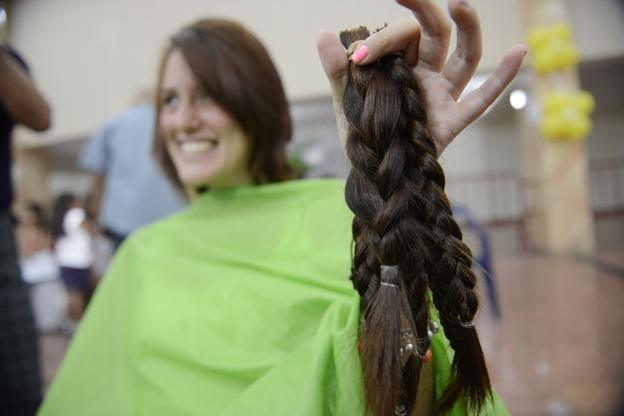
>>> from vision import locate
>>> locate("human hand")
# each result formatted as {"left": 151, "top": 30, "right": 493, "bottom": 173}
{"left": 317, "top": 0, "right": 527, "bottom": 155}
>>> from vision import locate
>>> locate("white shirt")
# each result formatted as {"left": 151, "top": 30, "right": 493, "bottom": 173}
{"left": 55, "top": 207, "right": 93, "bottom": 269}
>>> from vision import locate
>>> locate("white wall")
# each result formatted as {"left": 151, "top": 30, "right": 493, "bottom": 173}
{"left": 8, "top": 0, "right": 527, "bottom": 142}
{"left": 10, "top": 0, "right": 624, "bottom": 143}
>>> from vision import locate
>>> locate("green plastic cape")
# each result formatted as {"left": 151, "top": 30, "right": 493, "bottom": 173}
{"left": 39, "top": 179, "right": 509, "bottom": 415}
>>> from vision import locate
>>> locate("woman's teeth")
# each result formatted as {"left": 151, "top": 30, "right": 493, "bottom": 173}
{"left": 179, "top": 140, "right": 217, "bottom": 154}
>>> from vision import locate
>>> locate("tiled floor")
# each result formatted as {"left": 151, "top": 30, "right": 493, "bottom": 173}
{"left": 478, "top": 217, "right": 624, "bottom": 416}
{"left": 39, "top": 218, "right": 624, "bottom": 415}
{"left": 480, "top": 250, "right": 624, "bottom": 415}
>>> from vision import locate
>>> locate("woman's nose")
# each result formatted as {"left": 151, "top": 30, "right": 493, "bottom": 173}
{"left": 175, "top": 101, "right": 201, "bottom": 133}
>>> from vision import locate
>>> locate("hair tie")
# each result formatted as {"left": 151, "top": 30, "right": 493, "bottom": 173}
{"left": 459, "top": 319, "right": 475, "bottom": 329}
{"left": 380, "top": 265, "right": 400, "bottom": 288}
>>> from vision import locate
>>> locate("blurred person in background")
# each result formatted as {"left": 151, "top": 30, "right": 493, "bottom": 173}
{"left": 50, "top": 193, "right": 93, "bottom": 330}
{"left": 17, "top": 202, "right": 51, "bottom": 259}
{"left": 18, "top": 202, "right": 66, "bottom": 334}
{"left": 0, "top": 4, "right": 51, "bottom": 414}
{"left": 79, "top": 91, "right": 186, "bottom": 252}
{"left": 40, "top": 0, "right": 526, "bottom": 414}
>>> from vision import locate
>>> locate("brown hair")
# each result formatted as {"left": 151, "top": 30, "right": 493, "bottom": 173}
{"left": 341, "top": 28, "right": 491, "bottom": 416}
{"left": 153, "top": 19, "right": 297, "bottom": 192}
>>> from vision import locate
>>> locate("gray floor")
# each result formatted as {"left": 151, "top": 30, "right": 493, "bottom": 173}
{"left": 40, "top": 217, "right": 624, "bottom": 415}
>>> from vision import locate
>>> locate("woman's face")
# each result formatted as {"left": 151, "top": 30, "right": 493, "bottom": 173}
{"left": 159, "top": 48, "right": 251, "bottom": 189}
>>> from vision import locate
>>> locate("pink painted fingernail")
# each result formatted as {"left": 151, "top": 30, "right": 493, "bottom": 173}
{"left": 351, "top": 45, "right": 369, "bottom": 63}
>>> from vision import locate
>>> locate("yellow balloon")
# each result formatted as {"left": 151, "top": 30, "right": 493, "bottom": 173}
{"left": 568, "top": 117, "right": 591, "bottom": 141}
{"left": 559, "top": 46, "right": 579, "bottom": 69}
{"left": 527, "top": 23, "right": 579, "bottom": 74}
{"left": 527, "top": 28, "right": 549, "bottom": 49}
{"left": 574, "top": 92, "right": 595, "bottom": 114}
{"left": 541, "top": 116, "right": 565, "bottom": 139}
{"left": 544, "top": 93, "right": 566, "bottom": 113}
{"left": 540, "top": 88, "right": 595, "bottom": 141}
{"left": 551, "top": 23, "right": 572, "bottom": 40}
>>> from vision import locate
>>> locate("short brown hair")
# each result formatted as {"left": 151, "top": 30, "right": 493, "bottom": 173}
{"left": 153, "top": 19, "right": 297, "bottom": 192}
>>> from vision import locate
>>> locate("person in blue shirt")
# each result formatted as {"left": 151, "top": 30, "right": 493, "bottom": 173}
{"left": 79, "top": 97, "right": 186, "bottom": 250}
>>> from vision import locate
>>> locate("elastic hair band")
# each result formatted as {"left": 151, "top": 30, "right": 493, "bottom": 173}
{"left": 380, "top": 265, "right": 400, "bottom": 288}
{"left": 459, "top": 319, "right": 475, "bottom": 329}
{"left": 438, "top": 310, "right": 477, "bottom": 329}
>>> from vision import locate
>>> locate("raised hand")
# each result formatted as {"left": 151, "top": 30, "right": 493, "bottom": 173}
{"left": 317, "top": 0, "right": 527, "bottom": 155}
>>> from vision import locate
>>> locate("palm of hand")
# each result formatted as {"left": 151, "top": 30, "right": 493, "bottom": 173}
{"left": 416, "top": 68, "right": 464, "bottom": 155}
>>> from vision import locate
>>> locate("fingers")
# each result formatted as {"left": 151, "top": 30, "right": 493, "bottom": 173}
{"left": 316, "top": 30, "right": 350, "bottom": 148}
{"left": 350, "top": 18, "right": 421, "bottom": 67}
{"left": 443, "top": 0, "right": 482, "bottom": 99}
{"left": 316, "top": 30, "right": 348, "bottom": 97}
{"left": 396, "top": 0, "right": 451, "bottom": 70}
{"left": 458, "top": 44, "right": 528, "bottom": 125}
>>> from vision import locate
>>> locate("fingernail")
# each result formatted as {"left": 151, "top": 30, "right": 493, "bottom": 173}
{"left": 351, "top": 45, "right": 369, "bottom": 63}
{"left": 460, "top": 0, "right": 471, "bottom": 8}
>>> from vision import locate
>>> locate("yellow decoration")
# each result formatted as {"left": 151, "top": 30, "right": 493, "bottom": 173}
{"left": 540, "top": 91, "right": 595, "bottom": 141}
{"left": 527, "top": 23, "right": 580, "bottom": 74}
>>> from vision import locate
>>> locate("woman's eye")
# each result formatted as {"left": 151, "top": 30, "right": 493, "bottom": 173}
{"left": 162, "top": 94, "right": 179, "bottom": 109}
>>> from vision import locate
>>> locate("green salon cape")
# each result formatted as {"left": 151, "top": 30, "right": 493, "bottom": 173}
{"left": 39, "top": 179, "right": 508, "bottom": 415}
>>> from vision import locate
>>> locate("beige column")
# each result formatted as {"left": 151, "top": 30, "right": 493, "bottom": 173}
{"left": 13, "top": 144, "right": 49, "bottom": 212}
{"left": 520, "top": 0, "right": 595, "bottom": 254}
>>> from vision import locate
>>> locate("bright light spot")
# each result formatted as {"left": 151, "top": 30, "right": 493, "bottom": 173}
{"left": 510, "top": 89, "right": 527, "bottom": 110}
{"left": 534, "top": 360, "right": 550, "bottom": 377}
{"left": 302, "top": 147, "right": 324, "bottom": 166}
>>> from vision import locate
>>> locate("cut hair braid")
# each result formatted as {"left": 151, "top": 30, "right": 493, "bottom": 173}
{"left": 340, "top": 27, "right": 491, "bottom": 416}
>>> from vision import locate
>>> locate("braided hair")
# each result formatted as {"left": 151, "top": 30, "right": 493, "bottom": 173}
{"left": 340, "top": 27, "right": 491, "bottom": 416}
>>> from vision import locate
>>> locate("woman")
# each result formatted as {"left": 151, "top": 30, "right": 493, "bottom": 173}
{"left": 40, "top": 1, "right": 526, "bottom": 414}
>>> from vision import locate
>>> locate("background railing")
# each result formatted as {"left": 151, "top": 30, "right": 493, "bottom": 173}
{"left": 445, "top": 157, "right": 624, "bottom": 225}
{"left": 589, "top": 157, "right": 624, "bottom": 217}
{"left": 446, "top": 170, "right": 523, "bottom": 225}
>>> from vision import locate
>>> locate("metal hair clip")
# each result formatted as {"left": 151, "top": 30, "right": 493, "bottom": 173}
{"left": 394, "top": 404, "right": 408, "bottom": 416}
{"left": 380, "top": 265, "right": 400, "bottom": 288}
{"left": 459, "top": 319, "right": 475, "bottom": 329}
{"left": 399, "top": 329, "right": 414, "bottom": 355}
{"left": 428, "top": 320, "right": 440, "bottom": 336}
{"left": 399, "top": 329, "right": 430, "bottom": 359}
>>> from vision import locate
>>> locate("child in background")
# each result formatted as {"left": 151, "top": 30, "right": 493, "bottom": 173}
{"left": 51, "top": 193, "right": 94, "bottom": 326}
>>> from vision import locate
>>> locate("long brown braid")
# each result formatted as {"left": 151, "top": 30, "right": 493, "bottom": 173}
{"left": 340, "top": 27, "right": 491, "bottom": 416}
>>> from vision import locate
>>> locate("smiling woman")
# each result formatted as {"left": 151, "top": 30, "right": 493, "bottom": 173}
{"left": 153, "top": 19, "right": 297, "bottom": 192}
{"left": 158, "top": 49, "right": 252, "bottom": 189}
